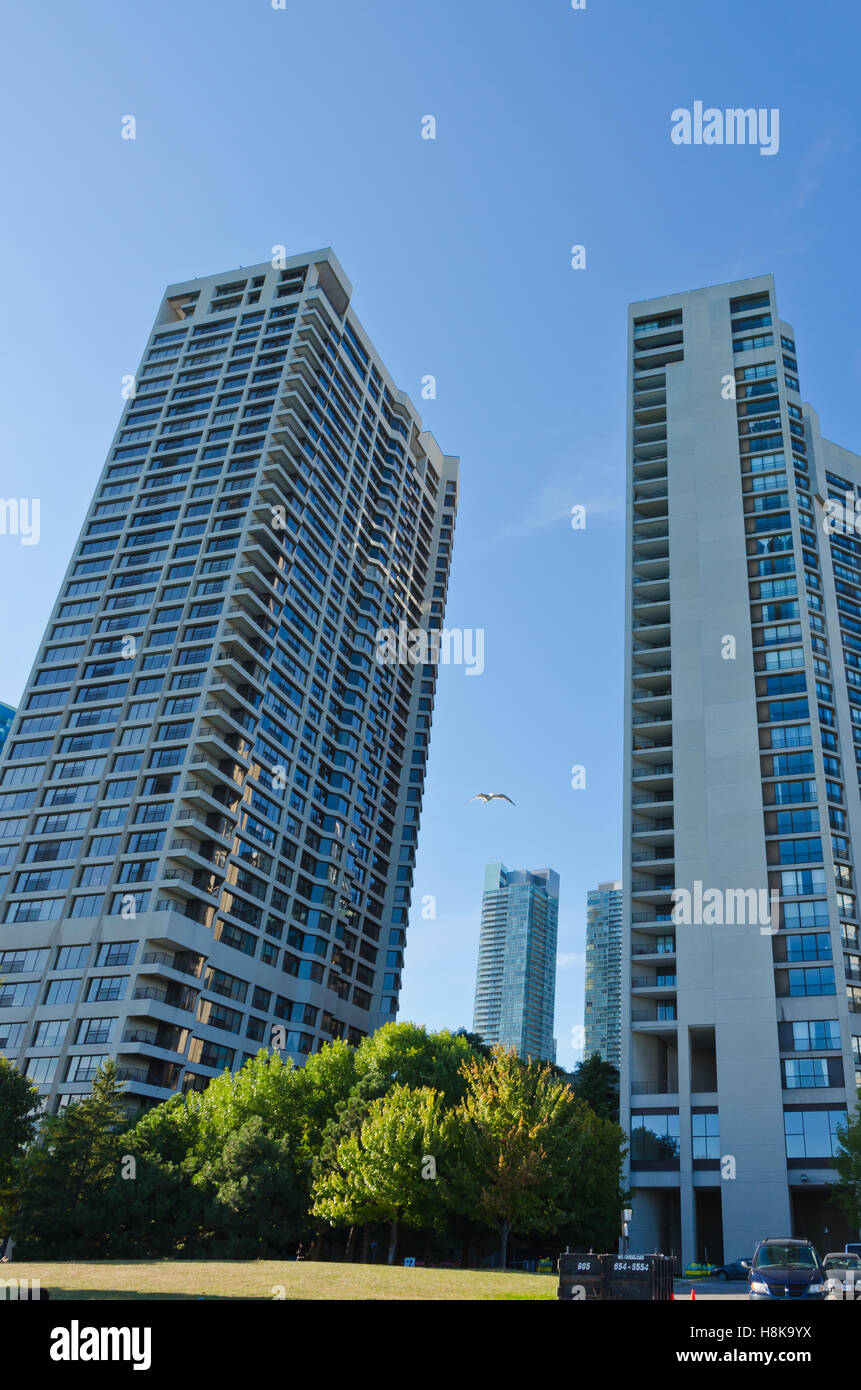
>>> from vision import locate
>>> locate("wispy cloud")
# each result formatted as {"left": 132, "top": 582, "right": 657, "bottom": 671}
{"left": 557, "top": 951, "right": 586, "bottom": 969}
{"left": 492, "top": 460, "right": 625, "bottom": 543}
{"left": 786, "top": 138, "right": 833, "bottom": 212}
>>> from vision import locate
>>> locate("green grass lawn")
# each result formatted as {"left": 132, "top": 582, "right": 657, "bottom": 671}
{"left": 5, "top": 1259, "right": 557, "bottom": 1301}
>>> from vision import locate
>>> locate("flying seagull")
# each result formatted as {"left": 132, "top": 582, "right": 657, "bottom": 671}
{"left": 468, "top": 793, "right": 516, "bottom": 806}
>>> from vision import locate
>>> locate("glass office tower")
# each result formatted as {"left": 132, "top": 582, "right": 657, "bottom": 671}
{"left": 472, "top": 863, "right": 559, "bottom": 1062}
{"left": 0, "top": 703, "right": 14, "bottom": 757}
{"left": 584, "top": 879, "right": 622, "bottom": 1067}
{"left": 0, "top": 249, "right": 458, "bottom": 1114}
{"left": 623, "top": 274, "right": 860, "bottom": 1268}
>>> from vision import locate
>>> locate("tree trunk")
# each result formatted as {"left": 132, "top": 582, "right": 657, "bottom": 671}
{"left": 345, "top": 1225, "right": 357, "bottom": 1261}
{"left": 499, "top": 1221, "right": 511, "bottom": 1271}
{"left": 387, "top": 1212, "right": 399, "bottom": 1266}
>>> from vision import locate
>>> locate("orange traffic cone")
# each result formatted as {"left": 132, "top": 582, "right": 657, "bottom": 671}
{"left": 691, "top": 1288, "right": 696, "bottom": 1300}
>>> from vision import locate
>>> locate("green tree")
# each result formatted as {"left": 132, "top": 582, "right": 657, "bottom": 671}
{"left": 3, "top": 1060, "right": 130, "bottom": 1255}
{"left": 353, "top": 1022, "right": 480, "bottom": 1105}
{"left": 312, "top": 1084, "right": 454, "bottom": 1263}
{"left": 833, "top": 1105, "right": 861, "bottom": 1232}
{"left": 0, "top": 1057, "right": 40, "bottom": 1191}
{"left": 551, "top": 1097, "right": 627, "bottom": 1250}
{"left": 97, "top": 1150, "right": 205, "bottom": 1257}
{"left": 453, "top": 1046, "right": 625, "bottom": 1268}
{"left": 453, "top": 1048, "right": 566, "bottom": 1268}
{"left": 570, "top": 1053, "right": 620, "bottom": 1123}
{"left": 195, "top": 1115, "right": 305, "bottom": 1256}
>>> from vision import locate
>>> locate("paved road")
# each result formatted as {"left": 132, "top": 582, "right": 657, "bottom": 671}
{"left": 673, "top": 1277, "right": 750, "bottom": 1300}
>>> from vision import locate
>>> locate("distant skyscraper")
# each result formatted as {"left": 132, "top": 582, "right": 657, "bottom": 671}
{"left": 0, "top": 704, "right": 14, "bottom": 757}
{"left": 584, "top": 880, "right": 622, "bottom": 1066}
{"left": 622, "top": 273, "right": 859, "bottom": 1268}
{"left": 0, "top": 249, "right": 458, "bottom": 1115}
{"left": 473, "top": 863, "right": 559, "bottom": 1062}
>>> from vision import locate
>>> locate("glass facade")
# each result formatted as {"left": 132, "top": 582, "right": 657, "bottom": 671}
{"left": 472, "top": 862, "right": 559, "bottom": 1063}
{"left": 584, "top": 879, "right": 622, "bottom": 1066}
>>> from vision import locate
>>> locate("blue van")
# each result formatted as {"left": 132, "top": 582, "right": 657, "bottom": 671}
{"left": 746, "top": 1237, "right": 828, "bottom": 1300}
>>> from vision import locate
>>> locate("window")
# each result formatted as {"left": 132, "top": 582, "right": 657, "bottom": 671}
{"left": 15, "top": 867, "right": 73, "bottom": 893}
{"left": 32, "top": 1019, "right": 67, "bottom": 1047}
{"left": 26, "top": 1055, "right": 59, "bottom": 1084}
{"left": 76, "top": 1017, "right": 115, "bottom": 1045}
{"left": 785, "top": 933, "right": 831, "bottom": 962}
{"left": 791, "top": 1020, "right": 841, "bottom": 1051}
{"left": 85, "top": 975, "right": 129, "bottom": 1002}
{"left": 44, "top": 978, "right": 80, "bottom": 1005}
{"left": 0, "top": 1021, "right": 26, "bottom": 1051}
{"left": 6, "top": 898, "right": 65, "bottom": 923}
{"left": 787, "top": 966, "right": 835, "bottom": 996}
{"left": 0, "top": 981, "right": 39, "bottom": 1008}
{"left": 784, "top": 1058, "right": 829, "bottom": 1089}
{"left": 692, "top": 1112, "right": 720, "bottom": 1159}
{"left": 630, "top": 1112, "right": 680, "bottom": 1162}
{"left": 95, "top": 941, "right": 136, "bottom": 967}
{"left": 0, "top": 947, "right": 49, "bottom": 974}
{"left": 784, "top": 1108, "right": 846, "bottom": 1158}
{"left": 65, "top": 1054, "right": 108, "bottom": 1083}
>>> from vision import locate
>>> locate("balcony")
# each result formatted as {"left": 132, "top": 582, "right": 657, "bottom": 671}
{"left": 630, "top": 1079, "right": 679, "bottom": 1095}
{"left": 140, "top": 949, "right": 202, "bottom": 979}
{"left": 131, "top": 984, "right": 196, "bottom": 1014}
{"left": 632, "top": 439, "right": 669, "bottom": 463}
{"left": 633, "top": 495, "right": 669, "bottom": 522}
{"left": 632, "top": 570, "right": 669, "bottom": 586}
{"left": 632, "top": 735, "right": 672, "bottom": 758}
{"left": 633, "top": 590, "right": 670, "bottom": 614}
{"left": 181, "top": 778, "right": 242, "bottom": 817}
{"left": 631, "top": 975, "right": 677, "bottom": 992}
{"left": 174, "top": 808, "right": 235, "bottom": 844}
{"left": 632, "top": 712, "right": 671, "bottom": 732}
{"left": 632, "top": 535, "right": 668, "bottom": 560}
{"left": 631, "top": 666, "right": 671, "bottom": 689}
{"left": 168, "top": 836, "right": 228, "bottom": 872}
{"left": 121, "top": 1028, "right": 188, "bottom": 1062}
{"left": 631, "top": 1008, "right": 678, "bottom": 1025}
{"left": 115, "top": 1067, "right": 148, "bottom": 1084}
{"left": 631, "top": 457, "right": 668, "bottom": 484}
{"left": 632, "top": 397, "right": 667, "bottom": 420}
{"left": 202, "top": 699, "right": 257, "bottom": 739}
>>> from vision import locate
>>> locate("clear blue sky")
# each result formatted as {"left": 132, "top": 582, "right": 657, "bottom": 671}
{"left": 1, "top": 0, "right": 859, "bottom": 1069}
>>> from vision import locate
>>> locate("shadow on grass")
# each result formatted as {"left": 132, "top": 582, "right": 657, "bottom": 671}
{"left": 38, "top": 1290, "right": 266, "bottom": 1301}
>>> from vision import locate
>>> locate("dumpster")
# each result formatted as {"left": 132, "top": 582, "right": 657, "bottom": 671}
{"left": 557, "top": 1252, "right": 606, "bottom": 1300}
{"left": 557, "top": 1251, "right": 674, "bottom": 1301}
{"left": 605, "top": 1254, "right": 675, "bottom": 1301}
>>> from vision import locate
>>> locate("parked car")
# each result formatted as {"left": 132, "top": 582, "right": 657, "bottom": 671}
{"left": 822, "top": 1251, "right": 861, "bottom": 1298}
{"left": 746, "top": 1237, "right": 827, "bottom": 1300}
{"left": 714, "top": 1258, "right": 753, "bottom": 1282}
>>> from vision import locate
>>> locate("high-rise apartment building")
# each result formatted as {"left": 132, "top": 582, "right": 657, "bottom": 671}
{"left": 623, "top": 274, "right": 860, "bottom": 1268}
{"left": 0, "top": 704, "right": 14, "bottom": 757}
{"left": 584, "top": 879, "right": 622, "bottom": 1067}
{"left": 0, "top": 249, "right": 458, "bottom": 1115}
{"left": 472, "top": 862, "right": 559, "bottom": 1062}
